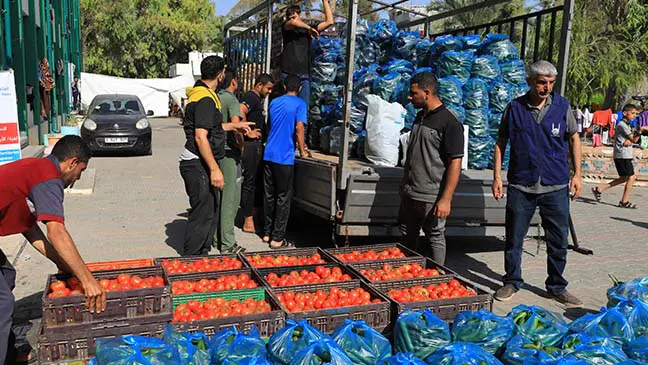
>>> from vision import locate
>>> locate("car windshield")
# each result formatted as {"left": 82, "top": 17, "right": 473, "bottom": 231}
{"left": 90, "top": 97, "right": 142, "bottom": 115}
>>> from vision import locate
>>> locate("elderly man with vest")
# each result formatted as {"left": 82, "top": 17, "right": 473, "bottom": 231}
{"left": 492, "top": 60, "right": 583, "bottom": 307}
{"left": 179, "top": 56, "right": 252, "bottom": 256}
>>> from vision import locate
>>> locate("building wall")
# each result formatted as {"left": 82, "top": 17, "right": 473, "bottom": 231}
{"left": 1, "top": 0, "right": 82, "bottom": 146}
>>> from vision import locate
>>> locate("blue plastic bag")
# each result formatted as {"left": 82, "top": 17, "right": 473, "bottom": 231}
{"left": 289, "top": 339, "right": 353, "bottom": 365}
{"left": 432, "top": 35, "right": 465, "bottom": 56}
{"left": 489, "top": 112, "right": 503, "bottom": 139}
{"left": 311, "top": 61, "right": 338, "bottom": 84}
{"left": 404, "top": 103, "right": 418, "bottom": 130}
{"left": 452, "top": 310, "right": 514, "bottom": 355}
{"left": 95, "top": 335, "right": 182, "bottom": 365}
{"left": 471, "top": 56, "right": 501, "bottom": 82}
{"left": 490, "top": 82, "right": 513, "bottom": 113}
{"left": 480, "top": 34, "right": 519, "bottom": 61}
{"left": 162, "top": 324, "right": 210, "bottom": 365}
{"left": 383, "top": 59, "right": 415, "bottom": 75}
{"left": 394, "top": 309, "right": 451, "bottom": 360}
{"left": 416, "top": 40, "right": 435, "bottom": 67}
{"left": 501, "top": 335, "right": 561, "bottom": 365}
{"left": 607, "top": 276, "right": 648, "bottom": 307}
{"left": 463, "top": 34, "right": 483, "bottom": 50}
{"left": 312, "top": 83, "right": 342, "bottom": 106}
{"left": 268, "top": 319, "right": 329, "bottom": 365}
{"left": 223, "top": 359, "right": 273, "bottom": 365}
{"left": 438, "top": 77, "right": 464, "bottom": 106}
{"left": 446, "top": 103, "right": 466, "bottom": 124}
{"left": 510, "top": 84, "right": 530, "bottom": 99}
{"left": 626, "top": 336, "right": 648, "bottom": 362}
{"left": 500, "top": 59, "right": 527, "bottom": 85}
{"left": 522, "top": 358, "right": 588, "bottom": 365}
{"left": 568, "top": 306, "right": 634, "bottom": 346}
{"left": 465, "top": 108, "right": 489, "bottom": 137}
{"left": 615, "top": 299, "right": 648, "bottom": 338}
{"left": 391, "top": 75, "right": 412, "bottom": 105}
{"left": 437, "top": 51, "right": 475, "bottom": 84}
{"left": 312, "top": 37, "right": 342, "bottom": 63}
{"left": 468, "top": 136, "right": 494, "bottom": 170}
{"left": 350, "top": 105, "right": 367, "bottom": 132}
{"left": 510, "top": 305, "right": 568, "bottom": 348}
{"left": 393, "top": 31, "right": 421, "bottom": 62}
{"left": 424, "top": 342, "right": 503, "bottom": 365}
{"left": 382, "top": 353, "right": 427, "bottom": 365}
{"left": 369, "top": 19, "right": 397, "bottom": 44}
{"left": 618, "top": 361, "right": 648, "bottom": 365}
{"left": 463, "top": 78, "right": 490, "bottom": 110}
{"left": 560, "top": 333, "right": 628, "bottom": 364}
{"left": 373, "top": 72, "right": 403, "bottom": 102}
{"left": 331, "top": 320, "right": 392, "bottom": 365}
{"left": 413, "top": 67, "right": 434, "bottom": 76}
{"left": 210, "top": 326, "right": 267, "bottom": 365}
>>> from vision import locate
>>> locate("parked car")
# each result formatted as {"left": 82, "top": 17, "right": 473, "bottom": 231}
{"left": 81, "top": 94, "right": 153, "bottom": 155}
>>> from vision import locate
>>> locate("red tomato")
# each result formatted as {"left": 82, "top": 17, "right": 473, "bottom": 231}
{"left": 50, "top": 281, "right": 66, "bottom": 292}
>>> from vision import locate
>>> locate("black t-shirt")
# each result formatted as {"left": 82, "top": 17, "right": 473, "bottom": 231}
{"left": 241, "top": 91, "right": 266, "bottom": 141}
{"left": 184, "top": 81, "right": 226, "bottom": 160}
{"left": 280, "top": 20, "right": 316, "bottom": 76}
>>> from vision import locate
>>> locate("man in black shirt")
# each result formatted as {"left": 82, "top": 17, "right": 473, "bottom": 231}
{"left": 240, "top": 73, "right": 274, "bottom": 234}
{"left": 281, "top": 1, "right": 333, "bottom": 105}
{"left": 400, "top": 72, "right": 464, "bottom": 265}
{"left": 179, "top": 56, "right": 252, "bottom": 255}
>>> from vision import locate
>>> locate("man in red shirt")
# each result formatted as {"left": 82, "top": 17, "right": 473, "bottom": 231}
{"left": 0, "top": 135, "right": 106, "bottom": 364}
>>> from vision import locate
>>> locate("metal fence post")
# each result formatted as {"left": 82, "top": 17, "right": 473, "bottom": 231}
{"left": 556, "top": 0, "right": 573, "bottom": 96}
{"left": 265, "top": 0, "right": 272, "bottom": 73}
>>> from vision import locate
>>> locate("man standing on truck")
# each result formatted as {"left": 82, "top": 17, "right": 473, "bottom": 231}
{"left": 400, "top": 72, "right": 464, "bottom": 266}
{"left": 240, "top": 73, "right": 274, "bottom": 235}
{"left": 492, "top": 60, "right": 583, "bottom": 307}
{"left": 280, "top": 0, "right": 334, "bottom": 106}
{"left": 0, "top": 135, "right": 106, "bottom": 364}
{"left": 262, "top": 75, "right": 310, "bottom": 248}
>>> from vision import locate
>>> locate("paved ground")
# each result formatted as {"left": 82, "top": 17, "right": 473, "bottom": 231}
{"left": 5, "top": 117, "right": 648, "bottom": 356}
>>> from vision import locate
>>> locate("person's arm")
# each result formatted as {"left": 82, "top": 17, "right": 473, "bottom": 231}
{"left": 316, "top": 0, "right": 334, "bottom": 32}
{"left": 240, "top": 103, "right": 249, "bottom": 122}
{"left": 23, "top": 224, "right": 72, "bottom": 273}
{"left": 492, "top": 108, "right": 510, "bottom": 200}
{"left": 285, "top": 17, "right": 319, "bottom": 38}
{"left": 296, "top": 122, "right": 310, "bottom": 157}
{"left": 434, "top": 157, "right": 462, "bottom": 218}
{"left": 569, "top": 133, "right": 583, "bottom": 200}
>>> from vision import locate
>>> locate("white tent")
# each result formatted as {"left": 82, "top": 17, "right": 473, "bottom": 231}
{"left": 80, "top": 72, "right": 195, "bottom": 117}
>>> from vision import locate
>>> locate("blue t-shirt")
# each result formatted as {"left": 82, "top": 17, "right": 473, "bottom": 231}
{"left": 616, "top": 110, "right": 638, "bottom": 128}
{"left": 264, "top": 94, "right": 308, "bottom": 165}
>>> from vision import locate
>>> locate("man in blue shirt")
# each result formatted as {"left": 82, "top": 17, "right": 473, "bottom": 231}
{"left": 262, "top": 75, "right": 310, "bottom": 248}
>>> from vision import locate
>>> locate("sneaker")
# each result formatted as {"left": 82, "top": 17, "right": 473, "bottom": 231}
{"left": 551, "top": 290, "right": 583, "bottom": 308}
{"left": 494, "top": 284, "right": 518, "bottom": 302}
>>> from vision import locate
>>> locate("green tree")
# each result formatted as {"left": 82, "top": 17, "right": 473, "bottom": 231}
{"left": 427, "top": 0, "right": 526, "bottom": 34}
{"left": 81, "top": 0, "right": 223, "bottom": 78}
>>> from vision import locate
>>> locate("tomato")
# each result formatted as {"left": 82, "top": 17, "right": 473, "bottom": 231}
{"left": 336, "top": 248, "right": 406, "bottom": 263}
{"left": 248, "top": 254, "right": 326, "bottom": 268}
{"left": 387, "top": 280, "right": 474, "bottom": 303}
{"left": 130, "top": 276, "right": 143, "bottom": 288}
{"left": 275, "top": 286, "right": 380, "bottom": 312}
{"left": 360, "top": 263, "right": 441, "bottom": 281}
{"left": 50, "top": 281, "right": 67, "bottom": 292}
{"left": 161, "top": 257, "right": 243, "bottom": 274}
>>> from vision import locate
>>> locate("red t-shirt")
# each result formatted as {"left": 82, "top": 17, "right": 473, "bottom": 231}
{"left": 0, "top": 156, "right": 65, "bottom": 236}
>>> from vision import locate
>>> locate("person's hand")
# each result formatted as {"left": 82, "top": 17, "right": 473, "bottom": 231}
{"left": 233, "top": 121, "right": 254, "bottom": 134}
{"left": 570, "top": 174, "right": 582, "bottom": 200}
{"left": 624, "top": 139, "right": 633, "bottom": 146}
{"left": 492, "top": 177, "right": 504, "bottom": 200}
{"left": 210, "top": 169, "right": 225, "bottom": 190}
{"left": 246, "top": 128, "right": 262, "bottom": 139}
{"left": 309, "top": 27, "right": 319, "bottom": 39}
{"left": 433, "top": 198, "right": 451, "bottom": 219}
{"left": 82, "top": 277, "right": 106, "bottom": 313}
{"left": 300, "top": 148, "right": 312, "bottom": 158}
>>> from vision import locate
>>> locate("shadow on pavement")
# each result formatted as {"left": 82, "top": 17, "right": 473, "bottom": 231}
{"left": 13, "top": 291, "right": 43, "bottom": 325}
{"left": 563, "top": 307, "right": 599, "bottom": 321}
{"left": 610, "top": 216, "right": 648, "bottom": 230}
{"left": 165, "top": 218, "right": 186, "bottom": 255}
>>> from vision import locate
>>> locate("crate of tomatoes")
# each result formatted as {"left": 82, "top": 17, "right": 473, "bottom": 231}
{"left": 41, "top": 267, "right": 172, "bottom": 334}
{"left": 372, "top": 276, "right": 492, "bottom": 322}
{"left": 269, "top": 280, "right": 391, "bottom": 333}
{"left": 155, "top": 254, "right": 245, "bottom": 276}
{"left": 37, "top": 321, "right": 164, "bottom": 364}
{"left": 241, "top": 248, "right": 334, "bottom": 269}
{"left": 255, "top": 263, "right": 359, "bottom": 288}
{"left": 325, "top": 243, "right": 421, "bottom": 264}
{"left": 168, "top": 269, "right": 266, "bottom": 306}
{"left": 85, "top": 258, "right": 154, "bottom": 272}
{"left": 172, "top": 288, "right": 285, "bottom": 338}
{"left": 348, "top": 257, "right": 456, "bottom": 283}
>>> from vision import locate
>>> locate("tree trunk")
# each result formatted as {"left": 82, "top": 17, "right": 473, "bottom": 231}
{"left": 603, "top": 81, "right": 617, "bottom": 110}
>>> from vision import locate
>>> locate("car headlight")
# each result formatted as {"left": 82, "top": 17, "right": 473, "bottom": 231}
{"left": 83, "top": 119, "right": 97, "bottom": 131}
{"left": 136, "top": 118, "right": 150, "bottom": 129}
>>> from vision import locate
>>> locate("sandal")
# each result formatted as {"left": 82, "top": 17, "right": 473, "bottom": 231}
{"left": 592, "top": 187, "right": 602, "bottom": 202}
{"left": 269, "top": 239, "right": 295, "bottom": 250}
{"left": 618, "top": 201, "right": 638, "bottom": 209}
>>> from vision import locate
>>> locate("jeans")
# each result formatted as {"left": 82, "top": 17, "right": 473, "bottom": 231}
{"left": 263, "top": 161, "right": 294, "bottom": 242}
{"left": 504, "top": 186, "right": 570, "bottom": 296}
{"left": 240, "top": 141, "right": 264, "bottom": 218}
{"left": 217, "top": 155, "right": 242, "bottom": 251}
{"left": 399, "top": 196, "right": 447, "bottom": 265}
{"left": 0, "top": 250, "right": 16, "bottom": 364}
{"left": 179, "top": 159, "right": 219, "bottom": 255}
{"left": 281, "top": 73, "right": 310, "bottom": 106}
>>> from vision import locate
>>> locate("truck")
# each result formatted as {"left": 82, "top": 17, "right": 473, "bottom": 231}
{"left": 223, "top": 0, "right": 575, "bottom": 245}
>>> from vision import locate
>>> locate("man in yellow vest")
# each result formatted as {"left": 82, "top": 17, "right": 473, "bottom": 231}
{"left": 178, "top": 56, "right": 252, "bottom": 255}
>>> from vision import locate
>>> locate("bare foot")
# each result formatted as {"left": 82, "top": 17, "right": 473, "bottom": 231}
{"left": 262, "top": 236, "right": 270, "bottom": 243}
{"left": 243, "top": 216, "right": 256, "bottom": 233}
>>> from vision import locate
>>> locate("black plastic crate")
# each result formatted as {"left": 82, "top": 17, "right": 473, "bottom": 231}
{"left": 324, "top": 243, "right": 422, "bottom": 265}
{"left": 37, "top": 321, "right": 165, "bottom": 364}
{"left": 41, "top": 267, "right": 172, "bottom": 334}
{"left": 348, "top": 257, "right": 456, "bottom": 283}
{"left": 154, "top": 254, "right": 246, "bottom": 276}
{"left": 371, "top": 276, "right": 493, "bottom": 322}
{"left": 268, "top": 280, "right": 391, "bottom": 334}
{"left": 173, "top": 289, "right": 285, "bottom": 338}
{"left": 240, "top": 248, "right": 335, "bottom": 269}
{"left": 255, "top": 263, "right": 360, "bottom": 288}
